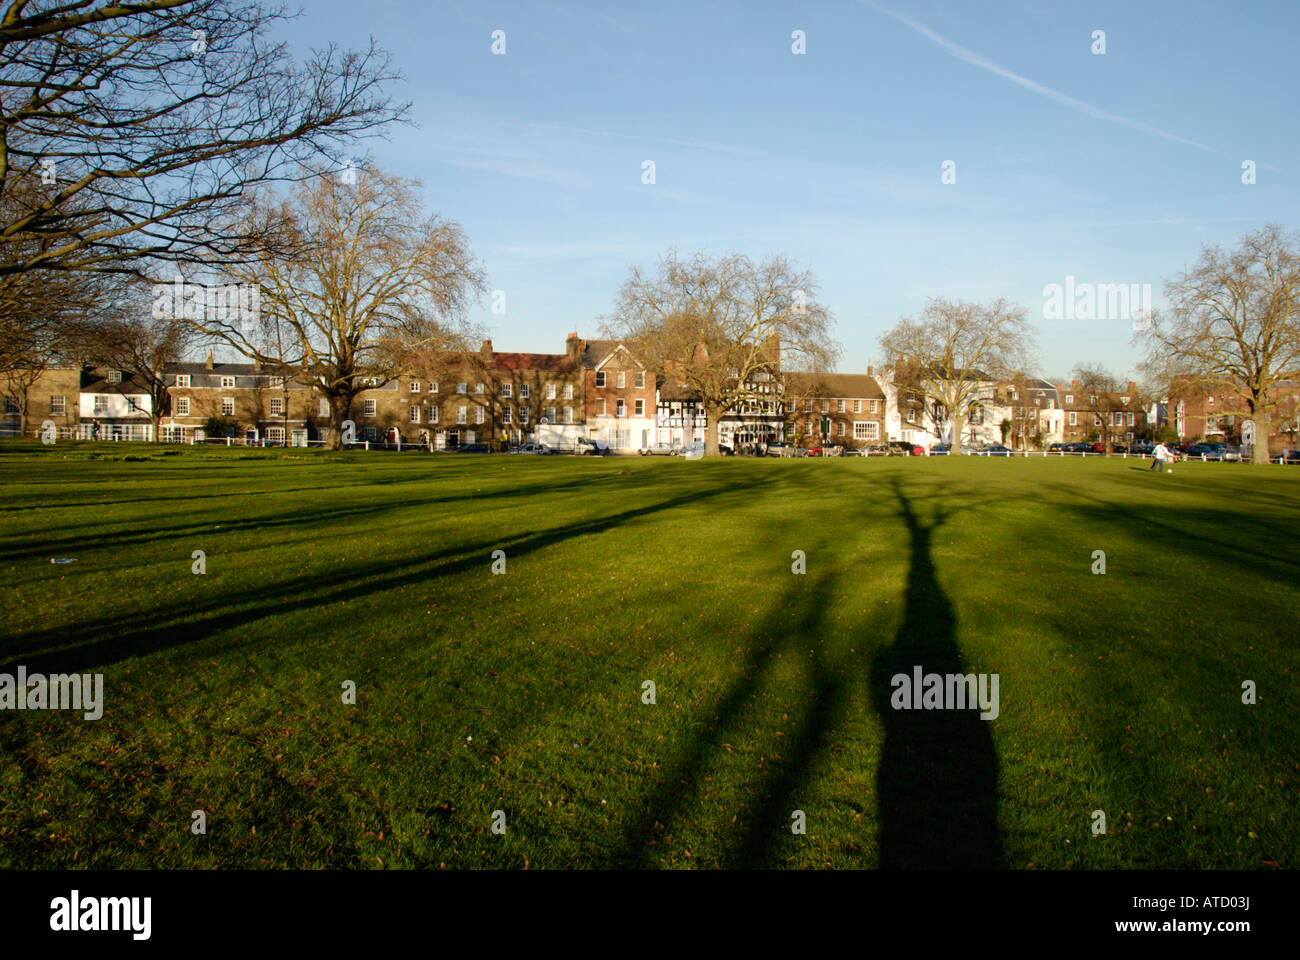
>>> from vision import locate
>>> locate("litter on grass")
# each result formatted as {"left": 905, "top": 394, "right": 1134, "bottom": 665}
{"left": 50, "top": 558, "right": 78, "bottom": 564}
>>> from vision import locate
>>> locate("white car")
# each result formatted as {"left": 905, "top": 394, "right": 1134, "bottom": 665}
{"left": 639, "top": 442, "right": 677, "bottom": 456}
{"left": 509, "top": 442, "right": 552, "bottom": 455}
{"left": 680, "top": 441, "right": 706, "bottom": 460}
{"left": 575, "top": 437, "right": 611, "bottom": 456}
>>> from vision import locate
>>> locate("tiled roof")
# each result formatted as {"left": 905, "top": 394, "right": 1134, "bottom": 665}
{"left": 491, "top": 353, "right": 575, "bottom": 372}
{"left": 784, "top": 371, "right": 886, "bottom": 399}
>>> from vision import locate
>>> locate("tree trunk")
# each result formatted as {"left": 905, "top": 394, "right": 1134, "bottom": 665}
{"left": 949, "top": 410, "right": 965, "bottom": 451}
{"left": 328, "top": 393, "right": 351, "bottom": 450}
{"left": 1252, "top": 412, "right": 1272, "bottom": 465}
{"left": 705, "top": 402, "right": 722, "bottom": 457}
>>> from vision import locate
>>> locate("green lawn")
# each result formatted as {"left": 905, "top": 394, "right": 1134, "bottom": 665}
{"left": 0, "top": 443, "right": 1296, "bottom": 869}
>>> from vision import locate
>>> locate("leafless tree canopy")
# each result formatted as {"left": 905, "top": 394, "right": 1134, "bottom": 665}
{"left": 0, "top": 0, "right": 407, "bottom": 279}
{"left": 1136, "top": 224, "right": 1300, "bottom": 463}
{"left": 881, "top": 296, "right": 1035, "bottom": 447}
{"left": 604, "top": 249, "right": 840, "bottom": 456}
{"left": 189, "top": 167, "right": 486, "bottom": 447}
{"left": 1069, "top": 364, "right": 1144, "bottom": 454}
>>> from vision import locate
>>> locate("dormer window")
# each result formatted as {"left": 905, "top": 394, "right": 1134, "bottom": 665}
{"left": 107, "top": 370, "right": 122, "bottom": 384}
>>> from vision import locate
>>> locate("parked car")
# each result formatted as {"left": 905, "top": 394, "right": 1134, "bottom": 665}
{"left": 639, "top": 442, "right": 677, "bottom": 456}
{"left": 809, "top": 445, "right": 845, "bottom": 457}
{"left": 861, "top": 443, "right": 891, "bottom": 457}
{"left": 1184, "top": 443, "right": 1217, "bottom": 459}
{"left": 1220, "top": 444, "right": 1242, "bottom": 462}
{"left": 886, "top": 440, "right": 925, "bottom": 456}
{"left": 979, "top": 444, "right": 1012, "bottom": 456}
{"left": 930, "top": 443, "right": 952, "bottom": 456}
{"left": 1272, "top": 449, "right": 1300, "bottom": 463}
{"left": 680, "top": 441, "right": 705, "bottom": 460}
{"left": 456, "top": 443, "right": 490, "bottom": 454}
{"left": 959, "top": 445, "right": 979, "bottom": 455}
{"left": 575, "top": 437, "right": 611, "bottom": 456}
{"left": 509, "top": 442, "right": 552, "bottom": 455}
{"left": 766, "top": 441, "right": 795, "bottom": 457}
{"left": 1047, "top": 442, "right": 1071, "bottom": 453}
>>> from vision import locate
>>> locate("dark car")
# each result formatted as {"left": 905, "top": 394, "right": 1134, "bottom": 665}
{"left": 1047, "top": 442, "right": 1070, "bottom": 453}
{"left": 886, "top": 440, "right": 924, "bottom": 457}
{"left": 456, "top": 443, "right": 490, "bottom": 454}
{"left": 930, "top": 443, "right": 951, "bottom": 456}
{"left": 979, "top": 444, "right": 1012, "bottom": 456}
{"left": 1185, "top": 443, "right": 1217, "bottom": 459}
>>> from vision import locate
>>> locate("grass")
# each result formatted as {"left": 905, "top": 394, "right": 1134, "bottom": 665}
{"left": 0, "top": 442, "right": 1296, "bottom": 869}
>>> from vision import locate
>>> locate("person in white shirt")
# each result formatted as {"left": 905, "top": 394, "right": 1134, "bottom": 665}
{"left": 1151, "top": 442, "right": 1172, "bottom": 473}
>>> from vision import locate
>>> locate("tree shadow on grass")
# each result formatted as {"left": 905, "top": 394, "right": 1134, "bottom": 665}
{"left": 609, "top": 571, "right": 845, "bottom": 868}
{"left": 868, "top": 477, "right": 1003, "bottom": 868}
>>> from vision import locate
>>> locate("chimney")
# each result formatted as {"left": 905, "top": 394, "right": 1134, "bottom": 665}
{"left": 480, "top": 339, "right": 493, "bottom": 357}
{"left": 1071, "top": 379, "right": 1081, "bottom": 391}
{"left": 566, "top": 332, "right": 581, "bottom": 365}
{"left": 867, "top": 365, "right": 874, "bottom": 378}
{"left": 764, "top": 333, "right": 780, "bottom": 366}
{"left": 206, "top": 348, "right": 214, "bottom": 370}
{"left": 1128, "top": 380, "right": 1137, "bottom": 395}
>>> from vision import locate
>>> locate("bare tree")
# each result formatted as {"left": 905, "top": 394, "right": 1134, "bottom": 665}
{"left": 86, "top": 287, "right": 199, "bottom": 435}
{"left": 880, "top": 297, "right": 1035, "bottom": 449}
{"left": 1070, "top": 365, "right": 1142, "bottom": 455}
{"left": 188, "top": 168, "right": 486, "bottom": 448}
{"left": 605, "top": 249, "right": 840, "bottom": 456}
{"left": 1137, "top": 224, "right": 1300, "bottom": 464}
{"left": 0, "top": 0, "right": 406, "bottom": 280}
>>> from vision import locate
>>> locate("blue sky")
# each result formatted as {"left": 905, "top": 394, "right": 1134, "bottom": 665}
{"left": 288, "top": 0, "right": 1298, "bottom": 379}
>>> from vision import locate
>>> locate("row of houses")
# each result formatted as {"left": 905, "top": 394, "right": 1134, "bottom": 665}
{"left": 4, "top": 333, "right": 1299, "bottom": 452}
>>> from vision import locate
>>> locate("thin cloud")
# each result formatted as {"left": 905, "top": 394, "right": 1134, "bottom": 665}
{"left": 860, "top": 0, "right": 1223, "bottom": 155}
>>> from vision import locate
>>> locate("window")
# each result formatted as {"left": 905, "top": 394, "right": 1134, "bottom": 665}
{"left": 428, "top": 407, "right": 438, "bottom": 423}
{"left": 854, "top": 399, "right": 862, "bottom": 414}
{"left": 93, "top": 395, "right": 108, "bottom": 415}
{"left": 869, "top": 399, "right": 879, "bottom": 414}
{"left": 595, "top": 398, "right": 606, "bottom": 416}
{"left": 364, "top": 399, "right": 376, "bottom": 417}
{"left": 221, "top": 376, "right": 236, "bottom": 389}
{"left": 270, "top": 377, "right": 284, "bottom": 388}
{"left": 1112, "top": 411, "right": 1123, "bottom": 427}
{"left": 837, "top": 399, "right": 846, "bottom": 414}
{"left": 520, "top": 384, "right": 530, "bottom": 400}
{"left": 1008, "top": 389, "right": 1018, "bottom": 400}
{"left": 270, "top": 398, "right": 284, "bottom": 417}
{"left": 1127, "top": 412, "right": 1135, "bottom": 427}
{"left": 1089, "top": 395, "right": 1097, "bottom": 405}
{"left": 595, "top": 371, "right": 606, "bottom": 388}
{"left": 1068, "top": 411, "right": 1077, "bottom": 426}
{"left": 635, "top": 372, "right": 645, "bottom": 389}
{"left": 805, "top": 420, "right": 812, "bottom": 435}
{"left": 3, "top": 396, "right": 18, "bottom": 414}
{"left": 409, "top": 407, "right": 420, "bottom": 423}
{"left": 318, "top": 398, "right": 330, "bottom": 417}
{"left": 837, "top": 421, "right": 846, "bottom": 437}
{"left": 173, "top": 396, "right": 189, "bottom": 415}
{"left": 616, "top": 371, "right": 626, "bottom": 388}
{"left": 430, "top": 382, "right": 439, "bottom": 393}
{"left": 221, "top": 397, "right": 234, "bottom": 417}
{"left": 503, "top": 407, "right": 512, "bottom": 424}
{"left": 1206, "top": 395, "right": 1215, "bottom": 406}
{"left": 821, "top": 400, "right": 829, "bottom": 414}
{"left": 518, "top": 406, "right": 528, "bottom": 425}
{"left": 1094, "top": 414, "right": 1102, "bottom": 427}
{"left": 855, "top": 422, "right": 879, "bottom": 440}
{"left": 107, "top": 370, "right": 122, "bottom": 384}
{"left": 616, "top": 399, "right": 626, "bottom": 418}
{"left": 563, "top": 406, "right": 573, "bottom": 423}
{"left": 175, "top": 374, "right": 191, "bottom": 388}
{"left": 1065, "top": 394, "right": 1074, "bottom": 405}
{"left": 474, "top": 406, "right": 484, "bottom": 424}
{"left": 634, "top": 399, "right": 644, "bottom": 417}
{"left": 457, "top": 382, "right": 467, "bottom": 394}
{"left": 457, "top": 406, "right": 467, "bottom": 424}
{"left": 410, "top": 381, "right": 420, "bottom": 393}
{"left": 267, "top": 426, "right": 285, "bottom": 444}
{"left": 545, "top": 406, "right": 556, "bottom": 422}
{"left": 49, "top": 396, "right": 66, "bottom": 416}
{"left": 475, "top": 382, "right": 484, "bottom": 394}
{"left": 563, "top": 384, "right": 573, "bottom": 400}
{"left": 546, "top": 383, "right": 556, "bottom": 400}
{"left": 501, "top": 383, "right": 512, "bottom": 398}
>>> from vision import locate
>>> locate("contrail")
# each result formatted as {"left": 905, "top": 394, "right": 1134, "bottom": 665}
{"left": 859, "top": 0, "right": 1223, "bottom": 155}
